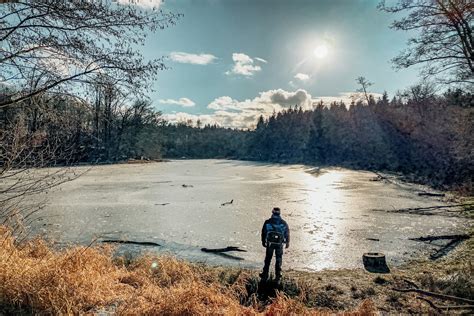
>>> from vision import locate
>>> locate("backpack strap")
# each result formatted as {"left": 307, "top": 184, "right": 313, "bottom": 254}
{"left": 270, "top": 222, "right": 284, "bottom": 233}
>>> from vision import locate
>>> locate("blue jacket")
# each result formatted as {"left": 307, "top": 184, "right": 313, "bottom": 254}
{"left": 261, "top": 214, "right": 290, "bottom": 245}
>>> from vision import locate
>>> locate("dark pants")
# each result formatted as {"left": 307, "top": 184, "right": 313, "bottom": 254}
{"left": 262, "top": 243, "right": 283, "bottom": 279}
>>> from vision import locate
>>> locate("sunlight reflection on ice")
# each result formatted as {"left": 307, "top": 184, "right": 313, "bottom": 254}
{"left": 30, "top": 160, "right": 471, "bottom": 271}
{"left": 298, "top": 170, "right": 347, "bottom": 270}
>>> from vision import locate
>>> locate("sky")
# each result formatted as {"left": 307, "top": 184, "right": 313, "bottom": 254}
{"left": 127, "top": 0, "right": 420, "bottom": 129}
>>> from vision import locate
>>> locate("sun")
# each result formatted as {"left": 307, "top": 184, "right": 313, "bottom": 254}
{"left": 313, "top": 45, "right": 329, "bottom": 59}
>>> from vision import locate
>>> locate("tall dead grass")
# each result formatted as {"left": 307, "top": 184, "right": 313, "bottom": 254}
{"left": 0, "top": 226, "right": 376, "bottom": 315}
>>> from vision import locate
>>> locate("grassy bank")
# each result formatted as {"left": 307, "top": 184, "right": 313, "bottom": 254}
{"left": 0, "top": 225, "right": 472, "bottom": 315}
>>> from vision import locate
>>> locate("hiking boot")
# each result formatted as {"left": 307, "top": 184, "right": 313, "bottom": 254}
{"left": 275, "top": 274, "right": 282, "bottom": 284}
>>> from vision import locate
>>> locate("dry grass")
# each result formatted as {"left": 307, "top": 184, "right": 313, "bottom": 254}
{"left": 0, "top": 225, "right": 376, "bottom": 315}
{"left": 2, "top": 223, "right": 472, "bottom": 315}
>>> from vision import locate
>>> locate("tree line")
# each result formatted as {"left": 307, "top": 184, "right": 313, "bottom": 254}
{"left": 1, "top": 86, "right": 472, "bottom": 193}
{"left": 163, "top": 88, "right": 473, "bottom": 193}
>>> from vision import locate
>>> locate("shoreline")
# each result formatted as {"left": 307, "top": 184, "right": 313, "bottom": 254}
{"left": 19, "top": 159, "right": 473, "bottom": 273}
{"left": 23, "top": 157, "right": 472, "bottom": 197}
{"left": 1, "top": 224, "right": 472, "bottom": 314}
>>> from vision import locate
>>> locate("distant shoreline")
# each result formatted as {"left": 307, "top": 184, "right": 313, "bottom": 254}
{"left": 30, "top": 156, "right": 471, "bottom": 197}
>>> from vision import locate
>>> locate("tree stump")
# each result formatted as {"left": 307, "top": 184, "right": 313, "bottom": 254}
{"left": 362, "top": 252, "right": 390, "bottom": 273}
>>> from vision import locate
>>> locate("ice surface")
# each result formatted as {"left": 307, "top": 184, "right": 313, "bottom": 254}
{"left": 27, "top": 159, "right": 471, "bottom": 271}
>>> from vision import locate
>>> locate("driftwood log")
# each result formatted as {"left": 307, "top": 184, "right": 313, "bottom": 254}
{"left": 402, "top": 279, "right": 420, "bottom": 289}
{"left": 201, "top": 246, "right": 247, "bottom": 261}
{"left": 373, "top": 203, "right": 473, "bottom": 217}
{"left": 393, "top": 288, "right": 474, "bottom": 305}
{"left": 372, "top": 172, "right": 388, "bottom": 182}
{"left": 388, "top": 204, "right": 471, "bottom": 213}
{"left": 102, "top": 239, "right": 161, "bottom": 246}
{"left": 395, "top": 279, "right": 474, "bottom": 311}
{"left": 409, "top": 234, "right": 470, "bottom": 242}
{"left": 409, "top": 234, "right": 471, "bottom": 260}
{"left": 201, "top": 246, "right": 247, "bottom": 253}
{"left": 221, "top": 199, "right": 234, "bottom": 206}
{"left": 417, "top": 192, "right": 445, "bottom": 197}
{"left": 417, "top": 297, "right": 474, "bottom": 311}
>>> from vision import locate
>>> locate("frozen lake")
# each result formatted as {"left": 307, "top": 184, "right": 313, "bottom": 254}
{"left": 28, "top": 159, "right": 470, "bottom": 271}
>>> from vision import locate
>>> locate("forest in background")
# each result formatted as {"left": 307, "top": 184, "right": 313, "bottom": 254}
{"left": 1, "top": 86, "right": 472, "bottom": 193}
{"left": 0, "top": 0, "right": 473, "bottom": 217}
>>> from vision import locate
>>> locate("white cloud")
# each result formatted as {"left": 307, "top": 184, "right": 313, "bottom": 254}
{"left": 294, "top": 73, "right": 310, "bottom": 81}
{"left": 265, "top": 89, "right": 314, "bottom": 108}
{"left": 164, "top": 90, "right": 383, "bottom": 130}
{"left": 0, "top": 81, "right": 16, "bottom": 93}
{"left": 207, "top": 90, "right": 299, "bottom": 112}
{"left": 162, "top": 110, "right": 259, "bottom": 129}
{"left": 28, "top": 45, "right": 86, "bottom": 77}
{"left": 203, "top": 89, "right": 316, "bottom": 128}
{"left": 162, "top": 112, "right": 216, "bottom": 126}
{"left": 255, "top": 57, "right": 268, "bottom": 63}
{"left": 159, "top": 97, "right": 196, "bottom": 107}
{"left": 226, "top": 53, "right": 262, "bottom": 76}
{"left": 207, "top": 96, "right": 239, "bottom": 111}
{"left": 116, "top": 0, "right": 162, "bottom": 9}
{"left": 169, "top": 52, "right": 217, "bottom": 65}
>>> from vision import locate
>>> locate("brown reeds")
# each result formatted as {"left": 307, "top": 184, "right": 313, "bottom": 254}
{"left": 0, "top": 225, "right": 376, "bottom": 315}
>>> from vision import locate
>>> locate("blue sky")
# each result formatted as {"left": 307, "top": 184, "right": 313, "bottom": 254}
{"left": 132, "top": 0, "right": 420, "bottom": 128}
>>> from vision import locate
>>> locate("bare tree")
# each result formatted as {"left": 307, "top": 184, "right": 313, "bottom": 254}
{"left": 0, "top": 1, "right": 180, "bottom": 231}
{"left": 0, "top": 1, "right": 181, "bottom": 108}
{"left": 0, "top": 97, "right": 84, "bottom": 231}
{"left": 404, "top": 82, "right": 437, "bottom": 104}
{"left": 354, "top": 76, "right": 374, "bottom": 104}
{"left": 379, "top": 0, "right": 474, "bottom": 85}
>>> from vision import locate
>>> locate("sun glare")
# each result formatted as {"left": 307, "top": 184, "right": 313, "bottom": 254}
{"left": 313, "top": 45, "right": 329, "bottom": 59}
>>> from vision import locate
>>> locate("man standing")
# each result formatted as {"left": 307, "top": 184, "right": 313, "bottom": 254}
{"left": 260, "top": 207, "right": 290, "bottom": 282}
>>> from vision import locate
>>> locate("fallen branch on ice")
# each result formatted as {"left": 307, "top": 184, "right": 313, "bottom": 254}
{"left": 417, "top": 192, "right": 445, "bottom": 197}
{"left": 102, "top": 239, "right": 161, "bottom": 246}
{"left": 409, "top": 234, "right": 471, "bottom": 242}
{"left": 372, "top": 203, "right": 472, "bottom": 216}
{"left": 409, "top": 234, "right": 471, "bottom": 259}
{"left": 221, "top": 199, "right": 233, "bottom": 206}
{"left": 201, "top": 246, "right": 247, "bottom": 253}
{"left": 390, "top": 204, "right": 470, "bottom": 212}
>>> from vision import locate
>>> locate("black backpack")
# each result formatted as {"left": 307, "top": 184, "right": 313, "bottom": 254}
{"left": 266, "top": 223, "right": 285, "bottom": 245}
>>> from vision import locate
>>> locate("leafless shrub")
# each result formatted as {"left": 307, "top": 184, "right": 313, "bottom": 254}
{"left": 0, "top": 98, "right": 85, "bottom": 234}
